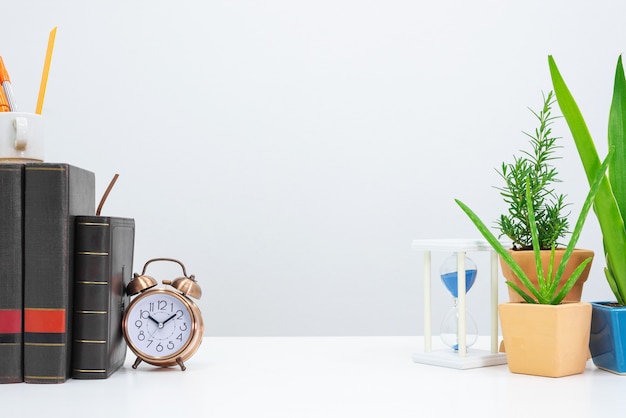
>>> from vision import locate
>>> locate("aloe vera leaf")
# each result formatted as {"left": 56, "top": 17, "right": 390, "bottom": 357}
{"left": 553, "top": 257, "right": 593, "bottom": 304}
{"left": 453, "top": 150, "right": 610, "bottom": 305}
{"left": 505, "top": 281, "right": 538, "bottom": 304}
{"left": 526, "top": 180, "right": 547, "bottom": 294}
{"left": 549, "top": 56, "right": 626, "bottom": 303}
{"left": 546, "top": 246, "right": 559, "bottom": 298}
{"left": 551, "top": 151, "right": 610, "bottom": 282}
{"left": 546, "top": 246, "right": 555, "bottom": 293}
{"left": 455, "top": 199, "right": 542, "bottom": 301}
{"left": 531, "top": 151, "right": 609, "bottom": 302}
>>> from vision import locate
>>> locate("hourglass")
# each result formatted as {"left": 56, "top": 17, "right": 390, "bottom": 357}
{"left": 439, "top": 253, "right": 479, "bottom": 351}
{"left": 411, "top": 238, "right": 507, "bottom": 369}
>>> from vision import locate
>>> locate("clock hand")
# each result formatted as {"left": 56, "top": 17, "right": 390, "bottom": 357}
{"left": 162, "top": 313, "right": 177, "bottom": 325}
{"left": 147, "top": 315, "right": 162, "bottom": 326}
{"left": 147, "top": 315, "right": 167, "bottom": 338}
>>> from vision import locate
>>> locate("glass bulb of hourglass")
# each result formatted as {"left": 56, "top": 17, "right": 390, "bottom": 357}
{"left": 440, "top": 301, "right": 479, "bottom": 350}
{"left": 439, "top": 253, "right": 477, "bottom": 297}
{"left": 439, "top": 253, "right": 478, "bottom": 350}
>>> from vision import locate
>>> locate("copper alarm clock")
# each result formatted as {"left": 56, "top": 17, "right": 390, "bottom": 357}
{"left": 123, "top": 258, "right": 204, "bottom": 371}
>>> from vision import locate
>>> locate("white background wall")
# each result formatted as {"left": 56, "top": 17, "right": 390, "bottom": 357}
{"left": 4, "top": 0, "right": 625, "bottom": 336}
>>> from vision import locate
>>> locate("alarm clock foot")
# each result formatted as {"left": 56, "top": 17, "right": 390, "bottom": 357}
{"left": 176, "top": 357, "right": 186, "bottom": 371}
{"left": 132, "top": 357, "right": 143, "bottom": 369}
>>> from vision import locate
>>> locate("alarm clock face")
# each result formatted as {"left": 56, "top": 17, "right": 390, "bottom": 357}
{"left": 124, "top": 290, "right": 196, "bottom": 360}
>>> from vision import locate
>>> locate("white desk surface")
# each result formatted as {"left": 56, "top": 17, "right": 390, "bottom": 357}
{"left": 2, "top": 337, "right": 623, "bottom": 417}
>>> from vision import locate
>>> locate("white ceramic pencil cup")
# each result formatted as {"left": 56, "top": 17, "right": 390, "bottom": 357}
{"left": 0, "top": 112, "right": 44, "bottom": 163}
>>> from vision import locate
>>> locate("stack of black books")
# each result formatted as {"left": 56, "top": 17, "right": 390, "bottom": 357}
{"left": 0, "top": 163, "right": 135, "bottom": 383}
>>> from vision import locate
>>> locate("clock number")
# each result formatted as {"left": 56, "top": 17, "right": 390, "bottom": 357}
{"left": 176, "top": 309, "right": 184, "bottom": 319}
{"left": 140, "top": 309, "right": 149, "bottom": 319}
{"left": 167, "top": 341, "right": 175, "bottom": 350}
{"left": 158, "top": 300, "right": 167, "bottom": 311}
{"left": 156, "top": 343, "right": 164, "bottom": 352}
{"left": 134, "top": 320, "right": 142, "bottom": 328}
{"left": 138, "top": 331, "right": 146, "bottom": 341}
{"left": 176, "top": 333, "right": 183, "bottom": 342}
{"left": 180, "top": 322, "right": 188, "bottom": 331}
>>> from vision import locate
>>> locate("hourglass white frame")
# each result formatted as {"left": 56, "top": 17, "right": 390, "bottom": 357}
{"left": 411, "top": 238, "right": 507, "bottom": 369}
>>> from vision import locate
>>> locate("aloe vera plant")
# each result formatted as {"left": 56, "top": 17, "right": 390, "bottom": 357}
{"left": 549, "top": 55, "right": 626, "bottom": 305}
{"left": 456, "top": 152, "right": 610, "bottom": 304}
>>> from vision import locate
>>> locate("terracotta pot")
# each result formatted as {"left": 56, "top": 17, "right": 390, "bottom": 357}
{"left": 500, "top": 249, "right": 593, "bottom": 303}
{"left": 499, "top": 302, "right": 592, "bottom": 377}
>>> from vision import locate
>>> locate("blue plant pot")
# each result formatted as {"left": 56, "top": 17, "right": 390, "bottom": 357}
{"left": 589, "top": 301, "right": 626, "bottom": 374}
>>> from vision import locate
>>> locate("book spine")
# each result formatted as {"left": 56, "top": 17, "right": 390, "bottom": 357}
{"left": 23, "top": 164, "right": 95, "bottom": 383}
{"left": 0, "top": 164, "right": 24, "bottom": 383}
{"left": 72, "top": 218, "right": 112, "bottom": 379}
{"left": 72, "top": 216, "right": 134, "bottom": 379}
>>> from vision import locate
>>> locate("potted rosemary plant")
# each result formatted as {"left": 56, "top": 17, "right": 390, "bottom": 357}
{"left": 456, "top": 152, "right": 609, "bottom": 377}
{"left": 495, "top": 92, "right": 593, "bottom": 302}
{"left": 550, "top": 55, "right": 626, "bottom": 374}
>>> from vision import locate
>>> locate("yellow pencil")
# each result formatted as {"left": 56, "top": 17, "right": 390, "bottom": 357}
{"left": 35, "top": 27, "right": 57, "bottom": 115}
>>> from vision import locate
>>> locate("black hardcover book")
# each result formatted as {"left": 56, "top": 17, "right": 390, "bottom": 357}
{"left": 72, "top": 216, "right": 135, "bottom": 379}
{"left": 23, "top": 163, "right": 95, "bottom": 383}
{"left": 0, "top": 164, "right": 24, "bottom": 383}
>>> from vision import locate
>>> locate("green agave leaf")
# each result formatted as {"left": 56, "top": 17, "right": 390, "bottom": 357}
{"left": 608, "top": 56, "right": 626, "bottom": 224}
{"left": 604, "top": 253, "right": 625, "bottom": 305}
{"left": 549, "top": 55, "right": 626, "bottom": 303}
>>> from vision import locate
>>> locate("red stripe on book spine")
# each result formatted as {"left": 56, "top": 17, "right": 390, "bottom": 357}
{"left": 24, "top": 309, "right": 66, "bottom": 333}
{"left": 0, "top": 310, "right": 21, "bottom": 333}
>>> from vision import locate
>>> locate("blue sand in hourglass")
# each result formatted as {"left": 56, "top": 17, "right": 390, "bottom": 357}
{"left": 440, "top": 269, "right": 477, "bottom": 297}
